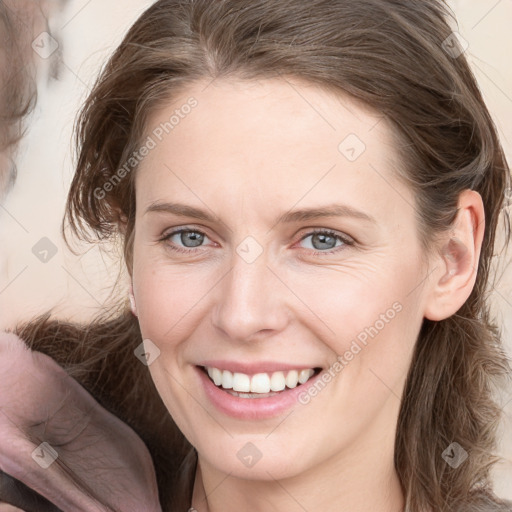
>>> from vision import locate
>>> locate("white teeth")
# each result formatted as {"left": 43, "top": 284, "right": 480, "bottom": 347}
{"left": 285, "top": 370, "right": 299, "bottom": 389}
{"left": 205, "top": 366, "right": 317, "bottom": 393}
{"left": 232, "top": 372, "right": 251, "bottom": 392}
{"left": 270, "top": 371, "right": 286, "bottom": 392}
{"left": 211, "top": 367, "right": 223, "bottom": 386}
{"left": 298, "top": 369, "right": 313, "bottom": 384}
{"left": 221, "top": 370, "right": 233, "bottom": 389}
{"left": 251, "top": 373, "right": 271, "bottom": 393}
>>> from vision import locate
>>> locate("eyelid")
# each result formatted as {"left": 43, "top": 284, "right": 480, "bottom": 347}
{"left": 160, "top": 225, "right": 355, "bottom": 254}
{"left": 293, "top": 228, "right": 355, "bottom": 255}
{"left": 160, "top": 224, "right": 212, "bottom": 239}
{"left": 159, "top": 225, "right": 214, "bottom": 249}
{"left": 295, "top": 226, "right": 355, "bottom": 244}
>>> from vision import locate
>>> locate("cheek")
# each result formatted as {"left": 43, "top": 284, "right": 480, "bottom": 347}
{"left": 291, "top": 262, "right": 423, "bottom": 387}
{"left": 288, "top": 264, "right": 405, "bottom": 338}
{"left": 133, "top": 256, "right": 214, "bottom": 340}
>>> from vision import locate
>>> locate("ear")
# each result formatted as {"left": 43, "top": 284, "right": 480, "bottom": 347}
{"left": 423, "top": 189, "right": 485, "bottom": 321}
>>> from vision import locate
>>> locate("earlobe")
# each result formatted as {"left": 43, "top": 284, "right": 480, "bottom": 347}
{"left": 423, "top": 190, "right": 485, "bottom": 321}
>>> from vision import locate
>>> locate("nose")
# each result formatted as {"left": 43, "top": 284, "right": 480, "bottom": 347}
{"left": 211, "top": 247, "right": 291, "bottom": 343}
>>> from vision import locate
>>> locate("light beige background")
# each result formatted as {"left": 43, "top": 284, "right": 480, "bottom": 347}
{"left": 0, "top": 0, "right": 511, "bottom": 499}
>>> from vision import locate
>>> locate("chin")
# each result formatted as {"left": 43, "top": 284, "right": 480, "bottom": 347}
{"left": 196, "top": 434, "right": 315, "bottom": 481}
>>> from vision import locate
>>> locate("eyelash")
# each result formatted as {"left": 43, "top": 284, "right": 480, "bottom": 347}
{"left": 159, "top": 227, "right": 354, "bottom": 256}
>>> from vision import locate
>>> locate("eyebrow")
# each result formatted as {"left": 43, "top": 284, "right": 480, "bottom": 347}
{"left": 144, "top": 201, "right": 376, "bottom": 224}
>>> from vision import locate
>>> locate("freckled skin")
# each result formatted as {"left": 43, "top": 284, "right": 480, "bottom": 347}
{"left": 130, "top": 77, "right": 459, "bottom": 512}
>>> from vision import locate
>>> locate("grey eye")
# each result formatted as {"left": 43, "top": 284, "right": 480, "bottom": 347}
{"left": 301, "top": 232, "right": 344, "bottom": 251}
{"left": 164, "top": 229, "right": 209, "bottom": 249}
{"left": 176, "top": 230, "right": 205, "bottom": 248}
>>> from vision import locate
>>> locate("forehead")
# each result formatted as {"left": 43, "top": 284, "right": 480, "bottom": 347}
{"left": 135, "top": 77, "right": 414, "bottom": 229}
{"left": 141, "top": 76, "right": 391, "bottom": 159}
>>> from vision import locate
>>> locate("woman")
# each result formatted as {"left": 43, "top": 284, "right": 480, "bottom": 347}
{"left": 1, "top": 0, "right": 512, "bottom": 510}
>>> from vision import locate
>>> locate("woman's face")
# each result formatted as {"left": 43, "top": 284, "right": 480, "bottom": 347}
{"left": 131, "top": 77, "right": 433, "bottom": 481}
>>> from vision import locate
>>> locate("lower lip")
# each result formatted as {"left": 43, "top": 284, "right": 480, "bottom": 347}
{"left": 195, "top": 366, "right": 322, "bottom": 420}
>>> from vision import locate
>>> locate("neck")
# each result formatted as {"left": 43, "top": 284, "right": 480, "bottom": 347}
{"left": 191, "top": 409, "right": 405, "bottom": 512}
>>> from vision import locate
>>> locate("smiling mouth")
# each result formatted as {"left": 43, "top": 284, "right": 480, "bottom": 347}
{"left": 200, "top": 365, "right": 322, "bottom": 398}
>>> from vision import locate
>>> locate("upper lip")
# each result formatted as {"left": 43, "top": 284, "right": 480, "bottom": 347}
{"left": 197, "top": 360, "right": 322, "bottom": 375}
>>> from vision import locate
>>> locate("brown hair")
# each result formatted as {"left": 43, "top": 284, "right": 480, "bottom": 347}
{"left": 11, "top": 1, "right": 512, "bottom": 510}
{"left": 0, "top": 2, "right": 37, "bottom": 196}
